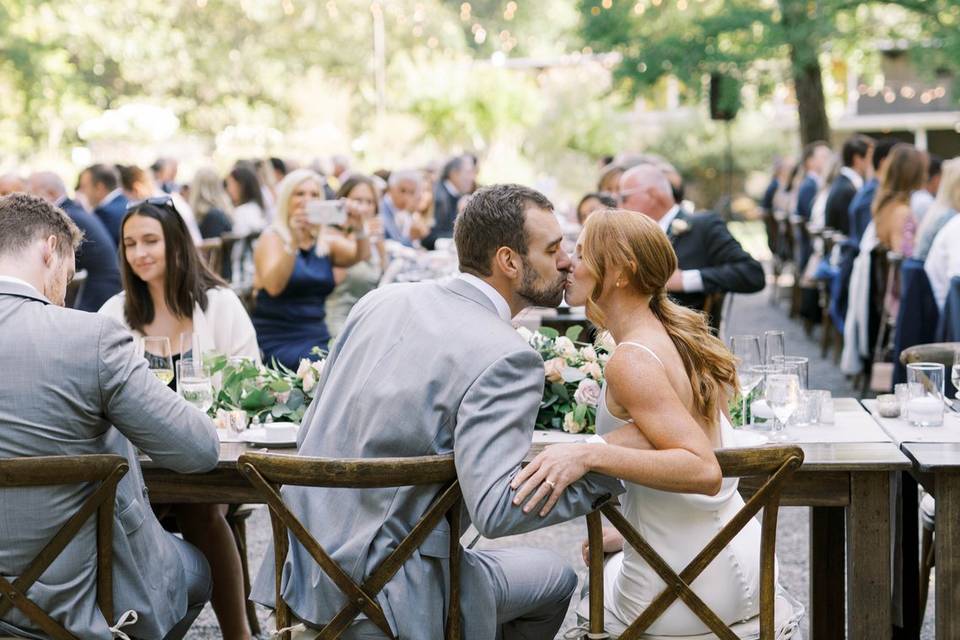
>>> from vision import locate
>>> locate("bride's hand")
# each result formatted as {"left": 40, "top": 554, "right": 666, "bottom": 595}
{"left": 510, "top": 443, "right": 593, "bottom": 517}
{"left": 580, "top": 527, "right": 624, "bottom": 565}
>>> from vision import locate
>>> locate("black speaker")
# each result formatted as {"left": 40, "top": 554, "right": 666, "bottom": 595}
{"left": 709, "top": 73, "right": 740, "bottom": 121}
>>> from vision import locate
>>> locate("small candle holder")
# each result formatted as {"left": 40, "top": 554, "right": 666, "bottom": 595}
{"left": 876, "top": 394, "right": 900, "bottom": 418}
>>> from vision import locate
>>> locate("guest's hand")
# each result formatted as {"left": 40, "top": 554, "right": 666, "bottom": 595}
{"left": 511, "top": 443, "right": 593, "bottom": 517}
{"left": 580, "top": 527, "right": 624, "bottom": 565}
{"left": 665, "top": 269, "right": 684, "bottom": 292}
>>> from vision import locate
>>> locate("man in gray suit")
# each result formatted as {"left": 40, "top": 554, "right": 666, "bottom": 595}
{"left": 251, "top": 184, "right": 624, "bottom": 639}
{"left": 0, "top": 194, "right": 220, "bottom": 639}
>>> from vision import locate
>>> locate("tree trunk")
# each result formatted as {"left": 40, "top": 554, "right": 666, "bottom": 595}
{"left": 780, "top": 0, "right": 831, "bottom": 145}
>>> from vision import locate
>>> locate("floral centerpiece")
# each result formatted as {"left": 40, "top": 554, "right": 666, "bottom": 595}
{"left": 205, "top": 348, "right": 326, "bottom": 425}
{"left": 516, "top": 325, "right": 613, "bottom": 434}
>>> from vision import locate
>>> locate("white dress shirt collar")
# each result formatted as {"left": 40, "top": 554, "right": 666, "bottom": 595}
{"left": 0, "top": 275, "right": 40, "bottom": 294}
{"left": 444, "top": 180, "right": 461, "bottom": 198}
{"left": 658, "top": 204, "right": 683, "bottom": 233}
{"left": 457, "top": 272, "right": 512, "bottom": 322}
{"left": 100, "top": 188, "right": 124, "bottom": 208}
{"left": 54, "top": 195, "right": 68, "bottom": 208}
{"left": 840, "top": 167, "right": 864, "bottom": 191}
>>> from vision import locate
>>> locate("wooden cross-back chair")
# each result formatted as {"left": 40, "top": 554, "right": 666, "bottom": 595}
{"left": 584, "top": 446, "right": 804, "bottom": 640}
{"left": 238, "top": 452, "right": 463, "bottom": 640}
{"left": 0, "top": 455, "right": 129, "bottom": 640}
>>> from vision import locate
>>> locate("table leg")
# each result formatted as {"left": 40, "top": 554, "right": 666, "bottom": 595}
{"left": 810, "top": 506, "right": 845, "bottom": 640}
{"left": 847, "top": 471, "right": 893, "bottom": 638}
{"left": 935, "top": 472, "right": 960, "bottom": 640}
{"left": 895, "top": 472, "right": 919, "bottom": 640}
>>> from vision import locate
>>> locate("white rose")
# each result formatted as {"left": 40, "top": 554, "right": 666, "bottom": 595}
{"left": 580, "top": 346, "right": 598, "bottom": 362}
{"left": 555, "top": 336, "right": 578, "bottom": 358}
{"left": 301, "top": 369, "right": 317, "bottom": 393}
{"left": 296, "top": 358, "right": 312, "bottom": 380}
{"left": 310, "top": 359, "right": 326, "bottom": 378}
{"left": 596, "top": 331, "right": 616, "bottom": 353}
{"left": 581, "top": 361, "right": 603, "bottom": 381}
{"left": 563, "top": 411, "right": 585, "bottom": 434}
{"left": 573, "top": 378, "right": 602, "bottom": 407}
{"left": 544, "top": 357, "right": 566, "bottom": 383}
{"left": 516, "top": 326, "right": 534, "bottom": 343}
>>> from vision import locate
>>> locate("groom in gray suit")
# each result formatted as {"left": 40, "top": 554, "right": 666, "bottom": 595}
{"left": 0, "top": 194, "right": 220, "bottom": 639}
{"left": 251, "top": 184, "right": 624, "bottom": 639}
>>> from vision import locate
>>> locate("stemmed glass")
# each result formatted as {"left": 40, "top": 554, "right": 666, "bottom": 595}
{"left": 952, "top": 350, "right": 960, "bottom": 399}
{"left": 763, "top": 330, "right": 786, "bottom": 364}
{"left": 177, "top": 358, "right": 214, "bottom": 414}
{"left": 730, "top": 335, "right": 762, "bottom": 428}
{"left": 766, "top": 373, "right": 801, "bottom": 442}
{"left": 141, "top": 337, "right": 174, "bottom": 385}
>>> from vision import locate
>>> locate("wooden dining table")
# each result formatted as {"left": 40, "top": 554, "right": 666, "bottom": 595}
{"left": 142, "top": 422, "right": 910, "bottom": 640}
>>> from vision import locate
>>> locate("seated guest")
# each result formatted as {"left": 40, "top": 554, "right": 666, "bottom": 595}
{"left": 251, "top": 184, "right": 626, "bottom": 639}
{"left": 252, "top": 169, "right": 370, "bottom": 369}
{"left": 576, "top": 191, "right": 617, "bottom": 226}
{"left": 0, "top": 193, "right": 218, "bottom": 640}
{"left": 379, "top": 169, "right": 425, "bottom": 247}
{"left": 618, "top": 164, "right": 765, "bottom": 314}
{"left": 911, "top": 153, "right": 942, "bottom": 225}
{"left": 78, "top": 163, "right": 128, "bottom": 246}
{"left": 119, "top": 165, "right": 202, "bottom": 244}
{"left": 848, "top": 138, "right": 898, "bottom": 246}
{"left": 27, "top": 171, "right": 122, "bottom": 312}
{"left": 190, "top": 167, "right": 234, "bottom": 239}
{"left": 423, "top": 154, "right": 477, "bottom": 249}
{"left": 152, "top": 157, "right": 180, "bottom": 194}
{"left": 794, "top": 141, "right": 832, "bottom": 268}
{"left": 925, "top": 187, "right": 960, "bottom": 310}
{"left": 325, "top": 174, "right": 386, "bottom": 340}
{"left": 915, "top": 157, "right": 960, "bottom": 261}
{"left": 0, "top": 172, "right": 24, "bottom": 196}
{"left": 825, "top": 135, "right": 873, "bottom": 235}
{"left": 99, "top": 197, "right": 257, "bottom": 640}
{"left": 873, "top": 143, "right": 927, "bottom": 257}
{"left": 226, "top": 165, "right": 268, "bottom": 236}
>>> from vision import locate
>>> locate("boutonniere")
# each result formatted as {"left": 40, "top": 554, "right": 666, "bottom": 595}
{"left": 670, "top": 218, "right": 691, "bottom": 236}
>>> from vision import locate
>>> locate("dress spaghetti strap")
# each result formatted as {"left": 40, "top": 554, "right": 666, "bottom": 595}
{"left": 616, "top": 341, "right": 666, "bottom": 369}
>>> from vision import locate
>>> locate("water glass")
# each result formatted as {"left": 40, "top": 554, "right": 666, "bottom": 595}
{"left": 894, "top": 383, "right": 910, "bottom": 414}
{"left": 952, "top": 350, "right": 960, "bottom": 398}
{"left": 177, "top": 358, "right": 214, "bottom": 414}
{"left": 793, "top": 390, "right": 821, "bottom": 425}
{"left": 771, "top": 355, "right": 809, "bottom": 390}
{"left": 141, "top": 336, "right": 174, "bottom": 385}
{"left": 763, "top": 330, "right": 786, "bottom": 364}
{"left": 748, "top": 364, "right": 782, "bottom": 428}
{"left": 906, "top": 362, "right": 945, "bottom": 427}
{"left": 730, "top": 335, "right": 762, "bottom": 427}
{"left": 810, "top": 390, "right": 834, "bottom": 424}
{"left": 765, "top": 373, "right": 800, "bottom": 441}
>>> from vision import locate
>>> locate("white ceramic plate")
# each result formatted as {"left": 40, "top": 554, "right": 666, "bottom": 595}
{"left": 729, "top": 430, "right": 768, "bottom": 448}
{"left": 241, "top": 427, "right": 298, "bottom": 448}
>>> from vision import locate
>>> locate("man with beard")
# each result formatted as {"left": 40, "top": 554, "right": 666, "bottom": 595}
{"left": 251, "top": 184, "right": 623, "bottom": 640}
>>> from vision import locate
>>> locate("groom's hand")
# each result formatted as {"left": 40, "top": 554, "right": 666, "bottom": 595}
{"left": 510, "top": 443, "right": 594, "bottom": 517}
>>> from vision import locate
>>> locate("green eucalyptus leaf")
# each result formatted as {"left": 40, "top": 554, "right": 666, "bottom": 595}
{"left": 538, "top": 327, "right": 560, "bottom": 340}
{"left": 565, "top": 325, "right": 583, "bottom": 342}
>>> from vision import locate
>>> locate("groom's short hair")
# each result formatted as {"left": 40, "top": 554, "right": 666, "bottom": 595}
{"left": 455, "top": 183, "right": 553, "bottom": 277}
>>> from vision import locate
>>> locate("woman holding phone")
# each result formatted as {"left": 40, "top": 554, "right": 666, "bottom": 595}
{"left": 252, "top": 169, "right": 369, "bottom": 369}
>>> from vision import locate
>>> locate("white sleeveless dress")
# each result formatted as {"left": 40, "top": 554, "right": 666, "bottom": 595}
{"left": 579, "top": 342, "right": 801, "bottom": 638}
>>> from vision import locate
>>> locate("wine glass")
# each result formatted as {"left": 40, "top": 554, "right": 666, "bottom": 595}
{"left": 952, "top": 350, "right": 960, "bottom": 399}
{"left": 177, "top": 358, "right": 214, "bottom": 414}
{"left": 141, "top": 336, "right": 174, "bottom": 385}
{"left": 765, "top": 373, "right": 800, "bottom": 442}
{"left": 770, "top": 355, "right": 809, "bottom": 390}
{"left": 730, "top": 335, "right": 762, "bottom": 428}
{"left": 178, "top": 332, "right": 199, "bottom": 359}
{"left": 763, "top": 330, "right": 786, "bottom": 365}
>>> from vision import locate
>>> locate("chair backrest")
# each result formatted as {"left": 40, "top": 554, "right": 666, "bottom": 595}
{"left": 0, "top": 455, "right": 129, "bottom": 640}
{"left": 585, "top": 445, "right": 803, "bottom": 640}
{"left": 238, "top": 452, "right": 463, "bottom": 640}
{"left": 197, "top": 238, "right": 224, "bottom": 274}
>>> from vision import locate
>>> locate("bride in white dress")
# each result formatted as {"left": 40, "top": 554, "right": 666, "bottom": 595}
{"left": 512, "top": 209, "right": 801, "bottom": 637}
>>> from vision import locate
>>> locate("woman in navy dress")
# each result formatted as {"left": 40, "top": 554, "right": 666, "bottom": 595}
{"left": 252, "top": 169, "right": 371, "bottom": 369}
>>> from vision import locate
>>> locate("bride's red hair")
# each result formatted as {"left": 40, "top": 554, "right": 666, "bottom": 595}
{"left": 580, "top": 208, "right": 738, "bottom": 424}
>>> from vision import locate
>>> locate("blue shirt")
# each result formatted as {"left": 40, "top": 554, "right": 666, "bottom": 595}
{"left": 848, "top": 178, "right": 878, "bottom": 247}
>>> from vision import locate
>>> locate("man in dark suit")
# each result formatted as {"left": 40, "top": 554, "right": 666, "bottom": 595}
{"left": 619, "top": 164, "right": 765, "bottom": 314}
{"left": 423, "top": 154, "right": 476, "bottom": 250}
{"left": 77, "top": 163, "right": 128, "bottom": 247}
{"left": 847, "top": 138, "right": 898, "bottom": 247}
{"left": 27, "top": 171, "right": 122, "bottom": 312}
{"left": 824, "top": 135, "right": 874, "bottom": 236}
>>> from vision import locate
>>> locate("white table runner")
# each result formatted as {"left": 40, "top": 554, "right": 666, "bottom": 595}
{"left": 863, "top": 399, "right": 960, "bottom": 444}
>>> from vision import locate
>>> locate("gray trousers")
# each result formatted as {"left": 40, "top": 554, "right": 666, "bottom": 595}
{"left": 162, "top": 536, "right": 213, "bottom": 640}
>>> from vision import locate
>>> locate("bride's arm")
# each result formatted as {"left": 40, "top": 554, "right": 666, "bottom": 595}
{"left": 513, "top": 349, "right": 722, "bottom": 516}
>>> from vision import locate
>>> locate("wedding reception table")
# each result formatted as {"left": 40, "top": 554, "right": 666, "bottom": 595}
{"left": 142, "top": 398, "right": 910, "bottom": 640}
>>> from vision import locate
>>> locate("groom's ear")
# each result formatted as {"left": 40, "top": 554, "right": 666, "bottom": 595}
{"left": 493, "top": 246, "right": 521, "bottom": 280}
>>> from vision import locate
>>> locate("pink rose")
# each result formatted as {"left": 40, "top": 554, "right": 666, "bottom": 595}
{"left": 581, "top": 362, "right": 603, "bottom": 381}
{"left": 544, "top": 357, "right": 566, "bottom": 383}
{"left": 573, "top": 378, "right": 602, "bottom": 407}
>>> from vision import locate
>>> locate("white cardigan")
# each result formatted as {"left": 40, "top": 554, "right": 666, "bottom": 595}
{"left": 98, "top": 286, "right": 261, "bottom": 362}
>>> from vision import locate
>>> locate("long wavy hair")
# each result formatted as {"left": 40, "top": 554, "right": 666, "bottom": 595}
{"left": 580, "top": 209, "right": 738, "bottom": 423}
{"left": 873, "top": 143, "right": 927, "bottom": 217}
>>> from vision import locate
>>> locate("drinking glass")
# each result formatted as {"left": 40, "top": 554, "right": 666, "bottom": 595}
{"left": 906, "top": 362, "right": 945, "bottom": 427}
{"left": 178, "top": 332, "right": 199, "bottom": 359}
{"left": 141, "top": 337, "right": 174, "bottom": 385}
{"left": 763, "top": 330, "right": 786, "bottom": 365}
{"left": 730, "top": 335, "right": 762, "bottom": 427}
{"left": 748, "top": 364, "right": 783, "bottom": 429}
{"left": 765, "top": 373, "right": 800, "bottom": 442}
{"left": 952, "top": 350, "right": 960, "bottom": 398}
{"left": 177, "top": 358, "right": 214, "bottom": 414}
{"left": 771, "top": 355, "right": 809, "bottom": 390}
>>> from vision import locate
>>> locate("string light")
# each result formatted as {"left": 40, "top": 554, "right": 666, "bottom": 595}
{"left": 460, "top": 2, "right": 471, "bottom": 21}
{"left": 602, "top": 0, "right": 613, "bottom": 9}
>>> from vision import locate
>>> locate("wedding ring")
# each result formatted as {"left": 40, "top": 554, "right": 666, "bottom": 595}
{"left": 544, "top": 480, "right": 557, "bottom": 489}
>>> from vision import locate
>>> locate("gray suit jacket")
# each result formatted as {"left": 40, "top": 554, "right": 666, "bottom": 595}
{"left": 250, "top": 277, "right": 624, "bottom": 639}
{"left": 0, "top": 281, "right": 220, "bottom": 640}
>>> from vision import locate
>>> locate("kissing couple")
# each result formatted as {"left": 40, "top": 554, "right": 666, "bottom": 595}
{"left": 251, "top": 183, "right": 801, "bottom": 639}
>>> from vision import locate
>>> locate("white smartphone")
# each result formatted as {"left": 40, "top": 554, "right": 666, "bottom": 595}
{"left": 305, "top": 199, "right": 347, "bottom": 226}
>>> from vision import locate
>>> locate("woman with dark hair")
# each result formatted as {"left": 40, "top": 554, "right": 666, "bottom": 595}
{"left": 99, "top": 198, "right": 257, "bottom": 640}
{"left": 576, "top": 191, "right": 617, "bottom": 226}
{"left": 325, "top": 174, "right": 387, "bottom": 339}
{"left": 225, "top": 165, "right": 267, "bottom": 236}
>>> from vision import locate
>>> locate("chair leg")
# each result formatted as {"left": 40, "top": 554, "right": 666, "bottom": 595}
{"left": 229, "top": 514, "right": 262, "bottom": 636}
{"left": 919, "top": 525, "right": 935, "bottom": 624}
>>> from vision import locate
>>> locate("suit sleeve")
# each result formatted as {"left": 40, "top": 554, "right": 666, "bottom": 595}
{"left": 824, "top": 183, "right": 854, "bottom": 234}
{"left": 454, "top": 348, "right": 624, "bottom": 538}
{"left": 97, "top": 317, "right": 220, "bottom": 473}
{"left": 696, "top": 215, "right": 766, "bottom": 295}
{"left": 795, "top": 180, "right": 817, "bottom": 220}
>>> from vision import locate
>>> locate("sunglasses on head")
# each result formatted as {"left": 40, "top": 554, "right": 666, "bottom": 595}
{"left": 126, "top": 195, "right": 176, "bottom": 212}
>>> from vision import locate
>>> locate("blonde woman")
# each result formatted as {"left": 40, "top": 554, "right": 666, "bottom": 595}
{"left": 252, "top": 169, "right": 369, "bottom": 369}
{"left": 513, "top": 210, "right": 802, "bottom": 637}
{"left": 189, "top": 167, "right": 234, "bottom": 239}
{"left": 914, "top": 157, "right": 960, "bottom": 261}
